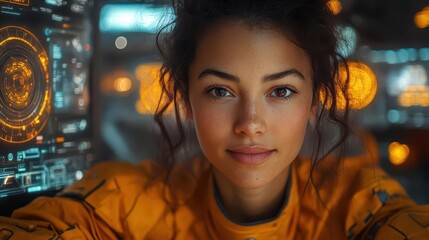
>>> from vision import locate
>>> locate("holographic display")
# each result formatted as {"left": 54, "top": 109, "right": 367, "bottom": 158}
{"left": 0, "top": 0, "right": 94, "bottom": 198}
{"left": 0, "top": 26, "right": 51, "bottom": 144}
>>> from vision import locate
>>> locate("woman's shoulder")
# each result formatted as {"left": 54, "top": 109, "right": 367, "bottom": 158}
{"left": 295, "top": 154, "right": 403, "bottom": 193}
{"left": 58, "top": 157, "right": 209, "bottom": 211}
{"left": 57, "top": 160, "right": 168, "bottom": 222}
{"left": 60, "top": 160, "right": 160, "bottom": 199}
{"left": 295, "top": 155, "right": 429, "bottom": 239}
{"left": 54, "top": 159, "right": 201, "bottom": 234}
{"left": 295, "top": 154, "right": 409, "bottom": 210}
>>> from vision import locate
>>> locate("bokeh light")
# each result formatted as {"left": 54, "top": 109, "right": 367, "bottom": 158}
{"left": 321, "top": 61, "right": 378, "bottom": 110}
{"left": 113, "top": 77, "right": 132, "bottom": 93}
{"left": 100, "top": 4, "right": 175, "bottom": 33}
{"left": 327, "top": 0, "right": 342, "bottom": 15}
{"left": 100, "top": 70, "right": 133, "bottom": 95}
{"left": 115, "top": 36, "right": 128, "bottom": 50}
{"left": 398, "top": 86, "right": 429, "bottom": 107}
{"left": 388, "top": 142, "right": 410, "bottom": 166}
{"left": 135, "top": 63, "right": 173, "bottom": 115}
{"left": 337, "top": 25, "right": 358, "bottom": 57}
{"left": 415, "top": 7, "right": 429, "bottom": 29}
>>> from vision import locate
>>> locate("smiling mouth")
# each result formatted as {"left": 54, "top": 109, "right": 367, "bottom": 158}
{"left": 226, "top": 148, "right": 275, "bottom": 165}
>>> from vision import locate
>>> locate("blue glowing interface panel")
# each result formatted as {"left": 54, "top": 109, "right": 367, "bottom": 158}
{"left": 0, "top": 0, "right": 94, "bottom": 198}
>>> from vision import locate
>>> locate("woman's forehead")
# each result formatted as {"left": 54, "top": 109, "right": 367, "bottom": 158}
{"left": 191, "top": 21, "right": 312, "bottom": 80}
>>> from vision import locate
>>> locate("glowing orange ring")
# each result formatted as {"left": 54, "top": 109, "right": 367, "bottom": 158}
{"left": 0, "top": 26, "right": 51, "bottom": 143}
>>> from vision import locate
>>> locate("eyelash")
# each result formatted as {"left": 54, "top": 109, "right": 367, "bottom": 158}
{"left": 268, "top": 85, "right": 300, "bottom": 101}
{"left": 203, "top": 84, "right": 299, "bottom": 100}
{"left": 203, "top": 84, "right": 234, "bottom": 99}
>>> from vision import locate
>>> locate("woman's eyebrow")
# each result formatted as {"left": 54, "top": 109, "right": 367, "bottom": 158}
{"left": 263, "top": 69, "right": 306, "bottom": 82}
{"left": 198, "top": 69, "right": 239, "bottom": 82}
{"left": 197, "top": 68, "right": 305, "bottom": 82}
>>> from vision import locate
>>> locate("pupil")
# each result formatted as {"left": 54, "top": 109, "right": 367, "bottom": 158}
{"left": 277, "top": 89, "right": 286, "bottom": 97}
{"left": 216, "top": 89, "right": 226, "bottom": 96}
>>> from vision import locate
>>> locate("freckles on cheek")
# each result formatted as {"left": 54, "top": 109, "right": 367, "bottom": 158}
{"left": 273, "top": 110, "right": 309, "bottom": 140}
{"left": 194, "top": 108, "right": 223, "bottom": 138}
{"left": 194, "top": 101, "right": 232, "bottom": 130}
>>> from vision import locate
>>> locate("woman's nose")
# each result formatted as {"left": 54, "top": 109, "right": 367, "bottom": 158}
{"left": 233, "top": 100, "right": 266, "bottom": 137}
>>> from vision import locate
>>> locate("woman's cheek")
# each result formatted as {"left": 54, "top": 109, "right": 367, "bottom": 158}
{"left": 193, "top": 105, "right": 228, "bottom": 146}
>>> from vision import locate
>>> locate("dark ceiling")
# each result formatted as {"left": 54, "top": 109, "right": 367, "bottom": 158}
{"left": 341, "top": 0, "right": 429, "bottom": 49}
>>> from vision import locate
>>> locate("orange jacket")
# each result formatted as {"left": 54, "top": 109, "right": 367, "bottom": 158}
{"left": 1, "top": 157, "right": 429, "bottom": 240}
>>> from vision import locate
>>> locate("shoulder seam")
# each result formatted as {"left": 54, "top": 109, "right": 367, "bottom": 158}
{"left": 57, "top": 179, "right": 107, "bottom": 206}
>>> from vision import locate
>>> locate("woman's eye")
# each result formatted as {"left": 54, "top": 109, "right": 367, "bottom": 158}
{"left": 269, "top": 87, "right": 293, "bottom": 99}
{"left": 207, "top": 87, "right": 232, "bottom": 98}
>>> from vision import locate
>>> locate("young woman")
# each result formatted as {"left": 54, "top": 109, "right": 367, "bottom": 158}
{"left": 1, "top": 0, "right": 429, "bottom": 239}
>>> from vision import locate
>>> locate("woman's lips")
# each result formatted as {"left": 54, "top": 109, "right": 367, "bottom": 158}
{"left": 226, "top": 146, "right": 275, "bottom": 165}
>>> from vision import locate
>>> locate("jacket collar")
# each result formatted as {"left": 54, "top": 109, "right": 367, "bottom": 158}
{"left": 205, "top": 163, "right": 300, "bottom": 240}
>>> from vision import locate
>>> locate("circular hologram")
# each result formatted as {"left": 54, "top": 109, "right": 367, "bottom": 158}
{"left": 0, "top": 26, "right": 51, "bottom": 143}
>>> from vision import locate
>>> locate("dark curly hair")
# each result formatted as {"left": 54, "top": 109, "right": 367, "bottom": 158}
{"left": 155, "top": 0, "right": 351, "bottom": 205}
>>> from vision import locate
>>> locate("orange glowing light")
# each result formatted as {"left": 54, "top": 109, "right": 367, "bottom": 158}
{"left": 135, "top": 63, "right": 173, "bottom": 115}
{"left": 5, "top": 0, "right": 30, "bottom": 6}
{"left": 421, "top": 97, "right": 428, "bottom": 106}
{"left": 113, "top": 77, "right": 133, "bottom": 93}
{"left": 415, "top": 7, "right": 429, "bottom": 29}
{"left": 320, "top": 61, "right": 377, "bottom": 110}
{"left": 398, "top": 86, "right": 429, "bottom": 107}
{"left": 398, "top": 93, "right": 413, "bottom": 107}
{"left": 56, "top": 137, "right": 65, "bottom": 143}
{"left": 388, "top": 142, "right": 410, "bottom": 166}
{"left": 0, "top": 26, "right": 51, "bottom": 144}
{"left": 327, "top": 0, "right": 342, "bottom": 15}
{"left": 100, "top": 70, "right": 133, "bottom": 96}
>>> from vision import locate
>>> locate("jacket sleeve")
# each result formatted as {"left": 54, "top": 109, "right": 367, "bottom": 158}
{"left": 344, "top": 166, "right": 429, "bottom": 240}
{"left": 0, "top": 216, "right": 60, "bottom": 239}
{"left": 359, "top": 196, "right": 429, "bottom": 240}
{"left": 0, "top": 196, "right": 118, "bottom": 240}
{"left": 0, "top": 161, "right": 146, "bottom": 240}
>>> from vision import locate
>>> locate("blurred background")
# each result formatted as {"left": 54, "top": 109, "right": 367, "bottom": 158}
{"left": 0, "top": 0, "right": 428, "bottom": 216}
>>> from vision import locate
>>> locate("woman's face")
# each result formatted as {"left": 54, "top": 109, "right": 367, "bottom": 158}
{"left": 188, "top": 21, "right": 315, "bottom": 189}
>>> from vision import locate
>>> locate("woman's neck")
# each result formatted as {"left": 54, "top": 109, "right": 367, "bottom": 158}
{"left": 213, "top": 166, "right": 290, "bottom": 223}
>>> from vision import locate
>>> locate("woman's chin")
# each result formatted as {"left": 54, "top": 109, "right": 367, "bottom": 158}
{"left": 226, "top": 174, "right": 272, "bottom": 190}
